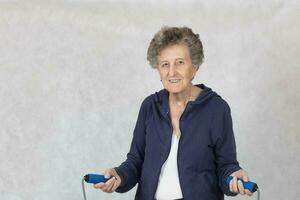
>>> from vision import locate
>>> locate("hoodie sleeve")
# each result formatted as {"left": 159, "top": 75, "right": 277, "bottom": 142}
{"left": 211, "top": 100, "right": 242, "bottom": 196}
{"left": 114, "top": 98, "right": 148, "bottom": 193}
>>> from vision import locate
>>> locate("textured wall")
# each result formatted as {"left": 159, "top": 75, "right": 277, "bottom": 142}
{"left": 0, "top": 1, "right": 299, "bottom": 200}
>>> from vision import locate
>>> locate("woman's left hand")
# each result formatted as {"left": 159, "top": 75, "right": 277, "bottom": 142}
{"left": 229, "top": 169, "right": 253, "bottom": 196}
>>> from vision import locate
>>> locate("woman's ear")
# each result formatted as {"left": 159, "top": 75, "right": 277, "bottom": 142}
{"left": 192, "top": 65, "right": 199, "bottom": 79}
{"left": 156, "top": 68, "right": 163, "bottom": 81}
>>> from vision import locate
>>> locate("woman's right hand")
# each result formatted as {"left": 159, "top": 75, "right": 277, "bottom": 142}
{"left": 93, "top": 168, "right": 122, "bottom": 193}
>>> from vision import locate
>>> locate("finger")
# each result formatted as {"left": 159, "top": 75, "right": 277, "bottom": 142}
{"left": 97, "top": 179, "right": 112, "bottom": 192}
{"left": 232, "top": 176, "right": 238, "bottom": 193}
{"left": 104, "top": 169, "right": 112, "bottom": 179}
{"left": 245, "top": 189, "right": 253, "bottom": 196}
{"left": 112, "top": 177, "right": 120, "bottom": 191}
{"left": 111, "top": 169, "right": 120, "bottom": 180}
{"left": 103, "top": 177, "right": 116, "bottom": 192}
{"left": 242, "top": 173, "right": 249, "bottom": 182}
{"left": 93, "top": 182, "right": 104, "bottom": 189}
{"left": 229, "top": 179, "right": 233, "bottom": 193}
{"left": 110, "top": 168, "right": 122, "bottom": 188}
{"left": 106, "top": 177, "right": 117, "bottom": 192}
{"left": 237, "top": 180, "right": 245, "bottom": 195}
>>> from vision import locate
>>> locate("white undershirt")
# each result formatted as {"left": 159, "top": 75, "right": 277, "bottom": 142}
{"left": 155, "top": 132, "right": 183, "bottom": 200}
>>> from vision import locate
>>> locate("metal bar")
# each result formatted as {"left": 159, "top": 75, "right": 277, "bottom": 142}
{"left": 82, "top": 177, "right": 87, "bottom": 200}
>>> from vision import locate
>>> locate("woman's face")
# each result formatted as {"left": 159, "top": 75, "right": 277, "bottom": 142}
{"left": 157, "top": 44, "right": 198, "bottom": 94}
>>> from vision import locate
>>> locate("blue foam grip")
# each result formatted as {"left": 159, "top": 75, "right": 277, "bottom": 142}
{"left": 226, "top": 176, "right": 258, "bottom": 193}
{"left": 84, "top": 174, "right": 109, "bottom": 184}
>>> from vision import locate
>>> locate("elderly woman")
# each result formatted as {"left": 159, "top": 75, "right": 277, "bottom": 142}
{"left": 94, "top": 26, "right": 253, "bottom": 200}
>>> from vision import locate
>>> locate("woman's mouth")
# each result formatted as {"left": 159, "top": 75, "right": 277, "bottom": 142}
{"left": 168, "top": 79, "right": 181, "bottom": 83}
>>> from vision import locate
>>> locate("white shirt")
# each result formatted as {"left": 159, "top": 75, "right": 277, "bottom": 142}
{"left": 155, "top": 132, "right": 183, "bottom": 200}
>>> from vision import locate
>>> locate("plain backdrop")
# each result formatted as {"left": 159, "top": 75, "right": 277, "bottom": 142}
{"left": 0, "top": 0, "right": 299, "bottom": 200}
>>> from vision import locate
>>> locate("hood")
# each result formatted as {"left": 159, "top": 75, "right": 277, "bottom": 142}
{"left": 154, "top": 83, "right": 220, "bottom": 118}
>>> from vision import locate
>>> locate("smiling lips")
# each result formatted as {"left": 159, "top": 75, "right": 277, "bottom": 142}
{"left": 168, "top": 79, "right": 181, "bottom": 83}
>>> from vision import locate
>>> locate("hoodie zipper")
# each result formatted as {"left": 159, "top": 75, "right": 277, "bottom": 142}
{"left": 152, "top": 102, "right": 191, "bottom": 199}
{"left": 152, "top": 108, "right": 173, "bottom": 199}
{"left": 176, "top": 102, "right": 192, "bottom": 199}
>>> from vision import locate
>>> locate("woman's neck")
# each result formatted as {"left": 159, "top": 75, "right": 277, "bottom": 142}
{"left": 169, "top": 84, "right": 195, "bottom": 107}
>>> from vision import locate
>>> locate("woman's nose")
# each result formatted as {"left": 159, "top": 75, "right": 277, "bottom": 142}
{"left": 169, "top": 64, "right": 176, "bottom": 76}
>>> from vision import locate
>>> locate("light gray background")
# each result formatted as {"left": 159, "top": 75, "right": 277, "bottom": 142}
{"left": 0, "top": 0, "right": 299, "bottom": 200}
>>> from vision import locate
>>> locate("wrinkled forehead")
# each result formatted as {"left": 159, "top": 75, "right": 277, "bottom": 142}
{"left": 157, "top": 44, "right": 191, "bottom": 62}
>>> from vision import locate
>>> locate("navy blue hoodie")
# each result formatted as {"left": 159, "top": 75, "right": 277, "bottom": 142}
{"left": 114, "top": 84, "right": 241, "bottom": 200}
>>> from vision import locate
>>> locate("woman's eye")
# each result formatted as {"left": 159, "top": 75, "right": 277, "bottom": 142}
{"left": 162, "top": 63, "right": 169, "bottom": 68}
{"left": 177, "top": 60, "right": 184, "bottom": 65}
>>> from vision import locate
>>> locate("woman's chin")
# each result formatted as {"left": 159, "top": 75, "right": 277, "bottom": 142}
{"left": 165, "top": 87, "right": 184, "bottom": 94}
{"left": 162, "top": 82, "right": 188, "bottom": 94}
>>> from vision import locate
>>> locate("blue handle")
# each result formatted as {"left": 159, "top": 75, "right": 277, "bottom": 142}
{"left": 84, "top": 174, "right": 109, "bottom": 184}
{"left": 226, "top": 176, "right": 258, "bottom": 193}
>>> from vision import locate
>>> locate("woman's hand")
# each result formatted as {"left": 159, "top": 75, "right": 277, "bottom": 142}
{"left": 93, "top": 168, "right": 122, "bottom": 193}
{"left": 229, "top": 169, "right": 253, "bottom": 196}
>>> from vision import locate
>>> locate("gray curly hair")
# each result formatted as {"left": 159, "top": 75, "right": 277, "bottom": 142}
{"left": 147, "top": 26, "right": 204, "bottom": 69}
